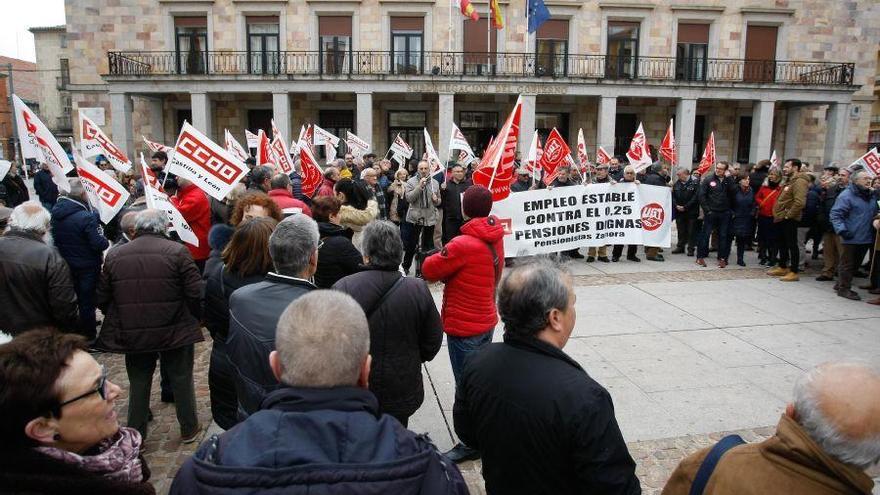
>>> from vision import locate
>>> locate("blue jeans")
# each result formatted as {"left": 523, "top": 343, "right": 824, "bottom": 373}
{"left": 697, "top": 210, "right": 732, "bottom": 261}
{"left": 448, "top": 329, "right": 494, "bottom": 386}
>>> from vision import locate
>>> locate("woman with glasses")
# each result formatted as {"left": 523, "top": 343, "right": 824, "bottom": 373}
{"left": 0, "top": 328, "right": 156, "bottom": 493}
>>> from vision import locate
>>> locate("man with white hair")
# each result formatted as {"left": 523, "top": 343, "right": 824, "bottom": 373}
{"left": 0, "top": 201, "right": 78, "bottom": 336}
{"left": 96, "top": 209, "right": 204, "bottom": 443}
{"left": 171, "top": 290, "right": 468, "bottom": 494}
{"left": 226, "top": 213, "right": 320, "bottom": 419}
{"left": 663, "top": 361, "right": 880, "bottom": 495}
{"left": 51, "top": 178, "right": 109, "bottom": 341}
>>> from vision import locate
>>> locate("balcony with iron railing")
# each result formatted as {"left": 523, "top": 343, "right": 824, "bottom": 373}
{"left": 106, "top": 50, "right": 856, "bottom": 87}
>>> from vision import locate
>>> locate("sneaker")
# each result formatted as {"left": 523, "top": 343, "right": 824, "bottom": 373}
{"left": 597, "top": 256, "right": 611, "bottom": 263}
{"left": 766, "top": 267, "right": 789, "bottom": 277}
{"left": 626, "top": 255, "right": 641, "bottom": 262}
{"left": 181, "top": 425, "right": 203, "bottom": 445}
{"left": 815, "top": 275, "right": 834, "bottom": 281}
{"left": 444, "top": 442, "right": 480, "bottom": 463}
{"left": 586, "top": 256, "right": 595, "bottom": 263}
{"left": 837, "top": 290, "right": 861, "bottom": 301}
{"left": 779, "top": 272, "right": 800, "bottom": 282}
{"left": 696, "top": 258, "right": 707, "bottom": 267}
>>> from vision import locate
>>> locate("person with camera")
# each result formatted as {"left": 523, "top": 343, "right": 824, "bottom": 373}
{"left": 402, "top": 161, "right": 441, "bottom": 276}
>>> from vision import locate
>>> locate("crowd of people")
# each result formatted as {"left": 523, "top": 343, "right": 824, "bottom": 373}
{"left": 0, "top": 145, "right": 879, "bottom": 494}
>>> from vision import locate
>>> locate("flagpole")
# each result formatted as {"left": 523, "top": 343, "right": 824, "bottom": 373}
{"left": 448, "top": 0, "right": 453, "bottom": 51}
{"left": 384, "top": 133, "right": 398, "bottom": 161}
{"left": 486, "top": 7, "right": 491, "bottom": 74}
{"left": 525, "top": 0, "right": 530, "bottom": 64}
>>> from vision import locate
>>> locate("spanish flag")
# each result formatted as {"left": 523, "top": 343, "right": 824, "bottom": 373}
{"left": 490, "top": 0, "right": 504, "bottom": 29}
{"left": 455, "top": 0, "right": 479, "bottom": 21}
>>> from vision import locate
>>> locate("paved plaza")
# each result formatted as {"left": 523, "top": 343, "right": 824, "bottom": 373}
{"left": 94, "top": 246, "right": 880, "bottom": 494}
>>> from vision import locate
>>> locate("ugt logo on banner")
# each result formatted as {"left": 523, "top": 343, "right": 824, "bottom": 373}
{"left": 640, "top": 203, "right": 665, "bottom": 231}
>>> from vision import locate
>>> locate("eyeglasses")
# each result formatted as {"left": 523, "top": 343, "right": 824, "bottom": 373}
{"left": 58, "top": 366, "right": 108, "bottom": 409}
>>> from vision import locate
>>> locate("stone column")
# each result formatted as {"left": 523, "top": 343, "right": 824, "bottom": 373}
{"left": 519, "top": 94, "right": 536, "bottom": 155}
{"left": 749, "top": 100, "right": 774, "bottom": 164}
{"left": 438, "top": 93, "right": 454, "bottom": 161}
{"left": 147, "top": 97, "right": 164, "bottom": 144}
{"left": 675, "top": 98, "right": 697, "bottom": 170}
{"left": 597, "top": 96, "right": 617, "bottom": 153}
{"left": 783, "top": 106, "right": 801, "bottom": 160}
{"left": 190, "top": 92, "right": 213, "bottom": 140}
{"left": 823, "top": 103, "right": 849, "bottom": 166}
{"left": 356, "top": 92, "right": 373, "bottom": 153}
{"left": 272, "top": 92, "right": 291, "bottom": 141}
{"left": 109, "top": 92, "right": 134, "bottom": 157}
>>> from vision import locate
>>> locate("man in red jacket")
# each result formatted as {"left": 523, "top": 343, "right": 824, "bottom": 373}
{"left": 422, "top": 185, "right": 504, "bottom": 463}
{"left": 268, "top": 174, "right": 313, "bottom": 218}
{"left": 171, "top": 178, "right": 211, "bottom": 272}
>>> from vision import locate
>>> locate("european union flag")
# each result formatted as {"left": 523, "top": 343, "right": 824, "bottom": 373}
{"left": 527, "top": 0, "right": 551, "bottom": 34}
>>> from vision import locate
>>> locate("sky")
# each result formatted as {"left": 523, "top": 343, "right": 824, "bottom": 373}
{"left": 1, "top": 0, "right": 66, "bottom": 62}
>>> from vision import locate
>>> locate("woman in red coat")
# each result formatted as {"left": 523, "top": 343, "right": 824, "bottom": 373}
{"left": 421, "top": 185, "right": 504, "bottom": 463}
{"left": 171, "top": 178, "right": 211, "bottom": 271}
{"left": 754, "top": 167, "right": 783, "bottom": 266}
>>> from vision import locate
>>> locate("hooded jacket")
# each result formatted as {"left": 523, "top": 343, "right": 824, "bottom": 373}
{"left": 773, "top": 171, "right": 810, "bottom": 222}
{"left": 51, "top": 196, "right": 109, "bottom": 271}
{"left": 171, "top": 183, "right": 211, "bottom": 261}
{"left": 170, "top": 386, "right": 467, "bottom": 495}
{"left": 662, "top": 415, "right": 874, "bottom": 495}
{"left": 315, "top": 221, "right": 362, "bottom": 288}
{"left": 830, "top": 183, "right": 879, "bottom": 245}
{"left": 421, "top": 216, "right": 504, "bottom": 337}
{"left": 0, "top": 229, "right": 79, "bottom": 336}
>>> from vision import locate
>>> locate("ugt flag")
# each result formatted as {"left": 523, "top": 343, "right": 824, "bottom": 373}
{"left": 167, "top": 121, "right": 249, "bottom": 201}
{"left": 626, "top": 122, "right": 652, "bottom": 173}
{"left": 299, "top": 138, "right": 324, "bottom": 197}
{"left": 538, "top": 128, "right": 571, "bottom": 186}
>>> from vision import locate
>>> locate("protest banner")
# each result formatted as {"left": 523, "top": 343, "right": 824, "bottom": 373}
{"left": 245, "top": 129, "right": 259, "bottom": 149}
{"left": 74, "top": 154, "right": 130, "bottom": 224}
{"left": 80, "top": 112, "right": 132, "bottom": 173}
{"left": 166, "top": 122, "right": 249, "bottom": 201}
{"left": 596, "top": 146, "right": 612, "bottom": 165}
{"left": 346, "top": 131, "right": 370, "bottom": 156}
{"left": 299, "top": 138, "right": 324, "bottom": 197}
{"left": 490, "top": 182, "right": 672, "bottom": 256}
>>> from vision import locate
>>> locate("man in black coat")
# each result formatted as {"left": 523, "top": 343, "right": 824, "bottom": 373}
{"left": 0, "top": 165, "right": 29, "bottom": 208}
{"left": 672, "top": 166, "right": 700, "bottom": 256}
{"left": 454, "top": 258, "right": 640, "bottom": 495}
{"left": 227, "top": 214, "right": 319, "bottom": 418}
{"left": 816, "top": 169, "right": 848, "bottom": 281}
{"left": 440, "top": 164, "right": 472, "bottom": 244}
{"left": 171, "top": 290, "right": 467, "bottom": 495}
{"left": 696, "top": 161, "right": 736, "bottom": 268}
{"left": 51, "top": 179, "right": 109, "bottom": 341}
{"left": 549, "top": 165, "right": 584, "bottom": 259}
{"left": 641, "top": 163, "right": 669, "bottom": 262}
{"left": 0, "top": 202, "right": 78, "bottom": 336}
{"left": 33, "top": 163, "right": 59, "bottom": 210}
{"left": 749, "top": 159, "right": 770, "bottom": 195}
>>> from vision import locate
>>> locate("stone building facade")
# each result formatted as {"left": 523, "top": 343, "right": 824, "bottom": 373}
{"left": 33, "top": 0, "right": 880, "bottom": 169}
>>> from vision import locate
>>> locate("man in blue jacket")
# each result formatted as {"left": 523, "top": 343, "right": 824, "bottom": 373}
{"left": 830, "top": 170, "right": 879, "bottom": 300}
{"left": 171, "top": 290, "right": 468, "bottom": 495}
{"left": 51, "top": 179, "right": 109, "bottom": 340}
{"left": 33, "top": 163, "right": 59, "bottom": 211}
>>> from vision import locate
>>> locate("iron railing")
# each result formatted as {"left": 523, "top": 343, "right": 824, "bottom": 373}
{"left": 107, "top": 50, "right": 855, "bottom": 86}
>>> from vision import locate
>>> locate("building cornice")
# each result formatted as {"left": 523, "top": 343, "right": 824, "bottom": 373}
{"left": 598, "top": 2, "right": 656, "bottom": 10}
{"left": 739, "top": 7, "right": 795, "bottom": 15}
{"left": 669, "top": 5, "right": 725, "bottom": 13}
{"left": 29, "top": 25, "right": 66, "bottom": 33}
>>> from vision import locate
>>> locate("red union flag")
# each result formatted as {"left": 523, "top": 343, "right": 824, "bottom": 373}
{"left": 577, "top": 128, "right": 589, "bottom": 170}
{"left": 596, "top": 146, "right": 612, "bottom": 165}
{"left": 627, "top": 122, "right": 653, "bottom": 173}
{"left": 256, "top": 129, "right": 275, "bottom": 168}
{"left": 538, "top": 128, "right": 571, "bottom": 186}
{"left": 271, "top": 120, "right": 294, "bottom": 174}
{"left": 74, "top": 154, "right": 129, "bottom": 224}
{"left": 13, "top": 94, "right": 72, "bottom": 192}
{"left": 696, "top": 131, "right": 716, "bottom": 176}
{"left": 168, "top": 121, "right": 249, "bottom": 200}
{"left": 852, "top": 147, "right": 880, "bottom": 177}
{"left": 80, "top": 112, "right": 132, "bottom": 173}
{"left": 299, "top": 139, "right": 324, "bottom": 197}
{"left": 659, "top": 119, "right": 676, "bottom": 165}
{"left": 473, "top": 96, "right": 522, "bottom": 201}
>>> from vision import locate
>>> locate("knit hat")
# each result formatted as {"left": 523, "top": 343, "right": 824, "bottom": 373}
{"left": 462, "top": 185, "right": 493, "bottom": 219}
